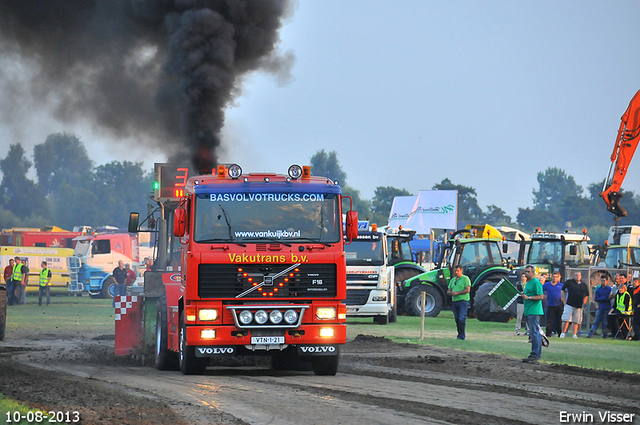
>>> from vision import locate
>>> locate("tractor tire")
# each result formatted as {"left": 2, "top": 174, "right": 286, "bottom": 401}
{"left": 155, "top": 296, "right": 179, "bottom": 370}
{"left": 474, "top": 281, "right": 516, "bottom": 323}
{"left": 311, "top": 346, "right": 340, "bottom": 376}
{"left": 404, "top": 284, "right": 443, "bottom": 317}
{"left": 100, "top": 276, "right": 116, "bottom": 299}
{"left": 394, "top": 268, "right": 425, "bottom": 314}
{"left": 179, "top": 314, "right": 207, "bottom": 375}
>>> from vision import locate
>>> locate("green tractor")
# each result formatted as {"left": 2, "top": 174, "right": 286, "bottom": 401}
{"left": 399, "top": 225, "right": 516, "bottom": 322}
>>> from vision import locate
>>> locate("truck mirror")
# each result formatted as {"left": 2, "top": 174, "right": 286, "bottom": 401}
{"left": 502, "top": 242, "right": 508, "bottom": 254}
{"left": 345, "top": 210, "right": 358, "bottom": 240}
{"left": 128, "top": 212, "right": 139, "bottom": 233}
{"left": 174, "top": 208, "right": 187, "bottom": 237}
{"left": 569, "top": 245, "right": 577, "bottom": 256}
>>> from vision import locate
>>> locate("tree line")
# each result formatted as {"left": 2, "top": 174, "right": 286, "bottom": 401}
{"left": 0, "top": 133, "right": 152, "bottom": 230}
{"left": 311, "top": 150, "right": 637, "bottom": 244}
{"left": 0, "top": 139, "right": 632, "bottom": 244}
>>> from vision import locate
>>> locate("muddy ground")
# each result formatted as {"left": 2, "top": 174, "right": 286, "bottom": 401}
{"left": 1, "top": 330, "right": 639, "bottom": 424}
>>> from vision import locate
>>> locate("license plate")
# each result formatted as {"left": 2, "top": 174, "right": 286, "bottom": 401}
{"left": 251, "top": 336, "right": 285, "bottom": 345}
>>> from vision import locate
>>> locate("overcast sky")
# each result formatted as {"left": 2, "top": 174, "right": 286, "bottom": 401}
{"left": 2, "top": 1, "right": 640, "bottom": 223}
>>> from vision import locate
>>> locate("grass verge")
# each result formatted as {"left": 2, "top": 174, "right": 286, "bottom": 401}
{"left": 347, "top": 311, "right": 640, "bottom": 374}
{"left": 0, "top": 394, "right": 47, "bottom": 425}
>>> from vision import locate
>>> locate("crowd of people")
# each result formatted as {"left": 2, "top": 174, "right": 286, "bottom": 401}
{"left": 512, "top": 267, "right": 640, "bottom": 363}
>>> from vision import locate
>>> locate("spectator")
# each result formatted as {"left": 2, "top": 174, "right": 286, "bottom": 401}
{"left": 38, "top": 261, "right": 52, "bottom": 306}
{"left": 4, "top": 259, "right": 14, "bottom": 305}
{"left": 9, "top": 257, "right": 25, "bottom": 306}
{"left": 19, "top": 259, "right": 29, "bottom": 304}
{"left": 124, "top": 263, "right": 136, "bottom": 286}
{"left": 631, "top": 278, "right": 640, "bottom": 341}
{"left": 447, "top": 265, "right": 471, "bottom": 340}
{"left": 515, "top": 274, "right": 528, "bottom": 336}
{"left": 112, "top": 260, "right": 127, "bottom": 307}
{"left": 522, "top": 265, "right": 544, "bottom": 363}
{"left": 608, "top": 283, "right": 632, "bottom": 339}
{"left": 588, "top": 274, "right": 612, "bottom": 338}
{"left": 543, "top": 271, "right": 563, "bottom": 337}
{"left": 560, "top": 271, "right": 589, "bottom": 339}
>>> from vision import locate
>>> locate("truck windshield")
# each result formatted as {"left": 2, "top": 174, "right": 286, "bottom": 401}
{"left": 346, "top": 238, "right": 384, "bottom": 266}
{"left": 528, "top": 240, "right": 562, "bottom": 265}
{"left": 193, "top": 192, "right": 341, "bottom": 244}
{"left": 74, "top": 240, "right": 90, "bottom": 257}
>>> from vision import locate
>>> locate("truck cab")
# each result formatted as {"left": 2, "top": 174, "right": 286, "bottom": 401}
{"left": 345, "top": 231, "right": 396, "bottom": 324}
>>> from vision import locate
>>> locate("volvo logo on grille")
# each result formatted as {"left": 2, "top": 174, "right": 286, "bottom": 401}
{"left": 196, "top": 347, "right": 235, "bottom": 356}
{"left": 298, "top": 345, "right": 337, "bottom": 356}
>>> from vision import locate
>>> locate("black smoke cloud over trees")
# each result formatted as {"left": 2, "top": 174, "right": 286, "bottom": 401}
{"left": 0, "top": 0, "right": 294, "bottom": 171}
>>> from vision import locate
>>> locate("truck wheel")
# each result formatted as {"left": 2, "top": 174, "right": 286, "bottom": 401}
{"left": 474, "top": 281, "right": 514, "bottom": 323}
{"left": 179, "top": 315, "right": 207, "bottom": 375}
{"left": 373, "top": 314, "right": 389, "bottom": 325}
{"left": 155, "top": 297, "right": 178, "bottom": 370}
{"left": 405, "top": 284, "right": 443, "bottom": 317}
{"left": 389, "top": 300, "right": 398, "bottom": 323}
{"left": 312, "top": 347, "right": 340, "bottom": 376}
{"left": 100, "top": 276, "right": 116, "bottom": 299}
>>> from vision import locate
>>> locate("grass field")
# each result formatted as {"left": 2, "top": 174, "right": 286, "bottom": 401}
{"left": 347, "top": 312, "right": 640, "bottom": 374}
{"left": 4, "top": 295, "right": 639, "bottom": 373}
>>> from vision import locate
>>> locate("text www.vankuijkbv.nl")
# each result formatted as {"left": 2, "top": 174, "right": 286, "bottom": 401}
{"left": 234, "top": 230, "right": 301, "bottom": 239}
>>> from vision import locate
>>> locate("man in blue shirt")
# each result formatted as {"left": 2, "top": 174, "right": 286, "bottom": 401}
{"left": 543, "top": 271, "right": 563, "bottom": 337}
{"left": 588, "top": 274, "right": 612, "bottom": 338}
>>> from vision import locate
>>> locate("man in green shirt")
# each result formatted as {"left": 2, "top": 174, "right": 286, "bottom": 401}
{"left": 447, "top": 265, "right": 471, "bottom": 340}
{"left": 522, "top": 265, "right": 544, "bottom": 363}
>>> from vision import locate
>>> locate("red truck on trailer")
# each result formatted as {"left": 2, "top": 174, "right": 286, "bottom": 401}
{"left": 119, "top": 163, "right": 357, "bottom": 376}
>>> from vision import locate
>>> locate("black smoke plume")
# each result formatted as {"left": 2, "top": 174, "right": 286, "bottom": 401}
{"left": 0, "top": 0, "right": 294, "bottom": 172}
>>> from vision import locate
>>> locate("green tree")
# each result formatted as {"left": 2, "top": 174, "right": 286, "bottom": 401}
{"left": 516, "top": 207, "right": 560, "bottom": 232}
{"left": 0, "top": 143, "right": 46, "bottom": 219}
{"left": 341, "top": 185, "right": 371, "bottom": 221}
{"left": 483, "top": 205, "right": 512, "bottom": 226}
{"left": 370, "top": 186, "right": 412, "bottom": 225}
{"left": 532, "top": 167, "right": 583, "bottom": 211}
{"left": 310, "top": 150, "right": 347, "bottom": 184}
{"left": 93, "top": 161, "right": 153, "bottom": 227}
{"left": 432, "top": 178, "right": 483, "bottom": 224}
{"left": 33, "top": 133, "right": 94, "bottom": 196}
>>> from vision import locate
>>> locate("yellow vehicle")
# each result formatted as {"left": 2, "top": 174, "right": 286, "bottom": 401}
{"left": 1, "top": 246, "right": 74, "bottom": 294}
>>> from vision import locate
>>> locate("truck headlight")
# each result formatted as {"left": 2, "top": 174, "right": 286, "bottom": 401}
{"left": 269, "top": 310, "right": 283, "bottom": 324}
{"left": 200, "top": 329, "right": 216, "bottom": 339}
{"left": 254, "top": 310, "right": 268, "bottom": 325}
{"left": 316, "top": 307, "right": 336, "bottom": 320}
{"left": 239, "top": 310, "right": 253, "bottom": 325}
{"left": 284, "top": 309, "right": 298, "bottom": 324}
{"left": 198, "top": 309, "right": 219, "bottom": 321}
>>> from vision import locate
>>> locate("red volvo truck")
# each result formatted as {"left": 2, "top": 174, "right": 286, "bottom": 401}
{"left": 118, "top": 163, "right": 357, "bottom": 376}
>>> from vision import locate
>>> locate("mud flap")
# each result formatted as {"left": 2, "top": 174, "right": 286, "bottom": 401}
{"left": 297, "top": 345, "right": 339, "bottom": 356}
{"left": 115, "top": 295, "right": 144, "bottom": 355}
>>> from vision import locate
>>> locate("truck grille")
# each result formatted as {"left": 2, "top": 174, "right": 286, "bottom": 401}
{"left": 346, "top": 289, "right": 371, "bottom": 305}
{"left": 198, "top": 263, "right": 337, "bottom": 298}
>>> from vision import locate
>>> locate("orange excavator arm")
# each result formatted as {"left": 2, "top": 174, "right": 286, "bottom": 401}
{"left": 601, "top": 89, "right": 640, "bottom": 217}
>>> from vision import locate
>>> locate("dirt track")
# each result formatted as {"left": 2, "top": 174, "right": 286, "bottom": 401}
{"left": 1, "top": 331, "right": 639, "bottom": 424}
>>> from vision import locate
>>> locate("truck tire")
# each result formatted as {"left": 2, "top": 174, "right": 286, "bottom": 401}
{"left": 155, "top": 297, "right": 178, "bottom": 370}
{"left": 388, "top": 300, "right": 398, "bottom": 323}
{"left": 179, "top": 314, "right": 207, "bottom": 375}
{"left": 311, "top": 347, "right": 340, "bottom": 376}
{"left": 474, "top": 281, "right": 515, "bottom": 323}
{"left": 100, "top": 276, "right": 116, "bottom": 299}
{"left": 405, "top": 284, "right": 443, "bottom": 317}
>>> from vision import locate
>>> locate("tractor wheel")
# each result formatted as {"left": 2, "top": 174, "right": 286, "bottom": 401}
{"left": 474, "top": 281, "right": 515, "bottom": 323}
{"left": 394, "top": 268, "right": 425, "bottom": 314}
{"left": 404, "top": 284, "right": 443, "bottom": 317}
{"left": 155, "top": 296, "right": 179, "bottom": 370}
